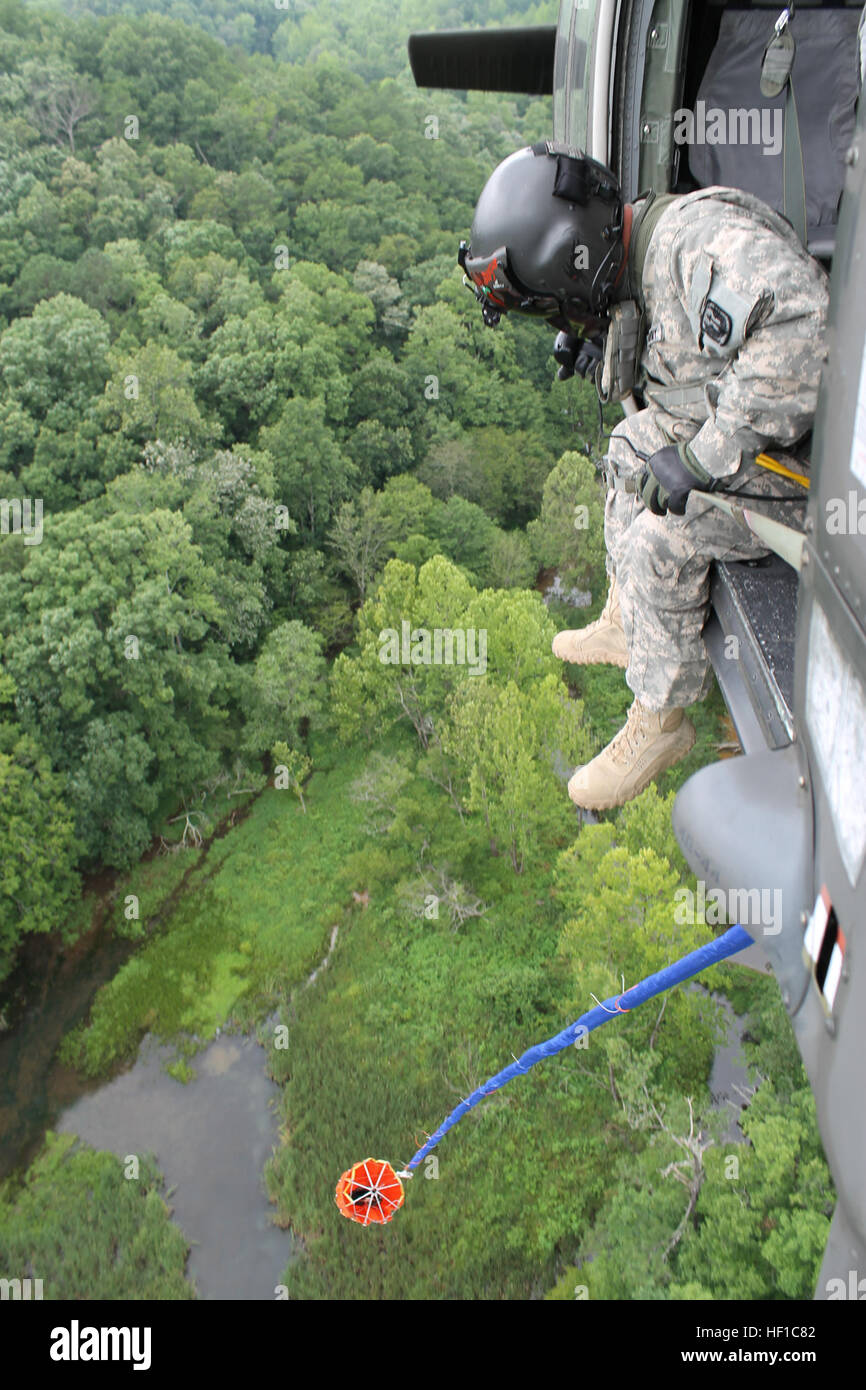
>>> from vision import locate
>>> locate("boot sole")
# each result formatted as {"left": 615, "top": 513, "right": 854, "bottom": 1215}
{"left": 559, "top": 650, "right": 628, "bottom": 668}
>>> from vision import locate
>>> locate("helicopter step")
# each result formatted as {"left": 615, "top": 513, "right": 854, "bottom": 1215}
{"left": 704, "top": 553, "right": 798, "bottom": 756}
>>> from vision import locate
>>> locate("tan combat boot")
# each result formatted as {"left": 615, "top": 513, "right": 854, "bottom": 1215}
{"left": 552, "top": 575, "right": 628, "bottom": 668}
{"left": 567, "top": 698, "right": 696, "bottom": 810}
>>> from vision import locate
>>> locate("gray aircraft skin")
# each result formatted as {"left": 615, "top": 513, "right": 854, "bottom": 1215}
{"left": 410, "top": 0, "right": 866, "bottom": 1296}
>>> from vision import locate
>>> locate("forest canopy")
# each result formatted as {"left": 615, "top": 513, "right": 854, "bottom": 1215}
{"left": 0, "top": 0, "right": 589, "bottom": 956}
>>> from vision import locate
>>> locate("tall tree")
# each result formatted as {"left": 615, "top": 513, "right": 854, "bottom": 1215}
{"left": 0, "top": 727, "right": 80, "bottom": 981}
{"left": 244, "top": 619, "right": 326, "bottom": 756}
{"left": 444, "top": 675, "right": 588, "bottom": 872}
{"left": 4, "top": 507, "right": 234, "bottom": 866}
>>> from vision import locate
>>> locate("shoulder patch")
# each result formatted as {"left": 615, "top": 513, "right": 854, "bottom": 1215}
{"left": 701, "top": 299, "right": 732, "bottom": 347}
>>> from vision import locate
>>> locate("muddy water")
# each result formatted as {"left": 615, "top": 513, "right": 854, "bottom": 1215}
{"left": 56, "top": 1033, "right": 298, "bottom": 1300}
{"left": 689, "top": 983, "right": 755, "bottom": 1141}
{"left": 0, "top": 920, "right": 139, "bottom": 1183}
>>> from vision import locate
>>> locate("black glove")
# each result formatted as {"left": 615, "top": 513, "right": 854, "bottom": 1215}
{"left": 639, "top": 444, "right": 715, "bottom": 516}
{"left": 553, "top": 330, "right": 603, "bottom": 381}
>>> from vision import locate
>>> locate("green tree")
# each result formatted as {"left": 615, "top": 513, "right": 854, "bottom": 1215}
{"left": 425, "top": 494, "right": 500, "bottom": 584}
{"left": 487, "top": 530, "right": 535, "bottom": 590}
{"left": 4, "top": 507, "right": 234, "bottom": 866}
{"left": 97, "top": 14, "right": 233, "bottom": 146}
{"left": 0, "top": 1134, "right": 194, "bottom": 1300}
{"left": 672, "top": 1082, "right": 833, "bottom": 1300}
{"left": 0, "top": 293, "right": 109, "bottom": 429}
{"left": 527, "top": 449, "right": 606, "bottom": 596}
{"left": 460, "top": 586, "right": 562, "bottom": 691}
{"left": 374, "top": 474, "right": 438, "bottom": 538}
{"left": 244, "top": 620, "right": 326, "bottom": 756}
{"left": 0, "top": 729, "right": 80, "bottom": 981}
{"left": 272, "top": 741, "right": 313, "bottom": 813}
{"left": 99, "top": 341, "right": 215, "bottom": 475}
{"left": 331, "top": 554, "right": 477, "bottom": 746}
{"left": 259, "top": 397, "right": 356, "bottom": 544}
{"left": 444, "top": 674, "right": 588, "bottom": 872}
{"left": 418, "top": 426, "right": 553, "bottom": 528}
{"left": 352, "top": 259, "right": 410, "bottom": 337}
{"left": 327, "top": 487, "right": 394, "bottom": 601}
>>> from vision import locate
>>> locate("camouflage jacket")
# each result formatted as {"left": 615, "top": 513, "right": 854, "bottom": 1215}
{"left": 637, "top": 186, "right": 831, "bottom": 480}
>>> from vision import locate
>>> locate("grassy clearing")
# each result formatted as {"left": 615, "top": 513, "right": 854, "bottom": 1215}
{"left": 61, "top": 843, "right": 205, "bottom": 949}
{"left": 59, "top": 733, "right": 371, "bottom": 1076}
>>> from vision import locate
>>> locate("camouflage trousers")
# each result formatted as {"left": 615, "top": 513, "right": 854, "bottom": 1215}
{"left": 604, "top": 408, "right": 807, "bottom": 711}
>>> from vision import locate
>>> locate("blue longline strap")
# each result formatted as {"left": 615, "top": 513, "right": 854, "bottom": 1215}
{"left": 403, "top": 923, "right": 753, "bottom": 1173}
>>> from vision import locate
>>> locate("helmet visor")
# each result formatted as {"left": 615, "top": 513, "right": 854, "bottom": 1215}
{"left": 461, "top": 244, "right": 561, "bottom": 318}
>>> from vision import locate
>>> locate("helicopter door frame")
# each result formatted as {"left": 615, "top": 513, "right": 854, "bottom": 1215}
{"left": 553, "top": 0, "right": 619, "bottom": 163}
{"left": 591, "top": 0, "right": 618, "bottom": 165}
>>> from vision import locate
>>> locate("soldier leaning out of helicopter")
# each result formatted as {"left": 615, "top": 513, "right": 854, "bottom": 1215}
{"left": 459, "top": 141, "right": 830, "bottom": 811}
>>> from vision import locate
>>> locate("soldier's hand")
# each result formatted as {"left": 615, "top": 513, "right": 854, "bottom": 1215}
{"left": 553, "top": 331, "right": 603, "bottom": 381}
{"left": 639, "top": 444, "right": 714, "bottom": 516}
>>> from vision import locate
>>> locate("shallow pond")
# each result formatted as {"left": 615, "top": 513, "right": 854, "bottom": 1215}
{"left": 56, "top": 1032, "right": 298, "bottom": 1300}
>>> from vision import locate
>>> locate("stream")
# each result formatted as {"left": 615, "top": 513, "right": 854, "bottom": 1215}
{"left": 707, "top": 991, "right": 755, "bottom": 1142}
{"left": 0, "top": 916, "right": 140, "bottom": 1184}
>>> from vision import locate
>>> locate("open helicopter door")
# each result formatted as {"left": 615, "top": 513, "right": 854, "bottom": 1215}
{"left": 672, "top": 77, "right": 866, "bottom": 1297}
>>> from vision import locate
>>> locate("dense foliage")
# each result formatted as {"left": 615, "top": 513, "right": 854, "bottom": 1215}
{"left": 0, "top": 1131, "right": 194, "bottom": 1298}
{"left": 0, "top": 0, "right": 599, "bottom": 950}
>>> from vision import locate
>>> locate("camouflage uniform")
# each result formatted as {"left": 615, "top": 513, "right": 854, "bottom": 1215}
{"left": 606, "top": 187, "right": 830, "bottom": 710}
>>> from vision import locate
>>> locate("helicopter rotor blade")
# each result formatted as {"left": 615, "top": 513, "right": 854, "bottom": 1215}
{"left": 408, "top": 27, "right": 557, "bottom": 95}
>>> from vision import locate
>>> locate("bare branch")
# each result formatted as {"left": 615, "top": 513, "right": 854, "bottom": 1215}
{"left": 648, "top": 992, "right": 668, "bottom": 1051}
{"left": 30, "top": 73, "right": 97, "bottom": 152}
{"left": 167, "top": 809, "right": 208, "bottom": 848}
{"left": 649, "top": 1096, "right": 714, "bottom": 1261}
{"left": 400, "top": 863, "right": 488, "bottom": 932}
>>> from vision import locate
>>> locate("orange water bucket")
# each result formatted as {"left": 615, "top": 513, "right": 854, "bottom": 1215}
{"left": 335, "top": 1158, "right": 405, "bottom": 1225}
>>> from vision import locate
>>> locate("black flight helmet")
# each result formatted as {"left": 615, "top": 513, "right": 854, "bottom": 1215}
{"left": 459, "top": 142, "right": 624, "bottom": 331}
